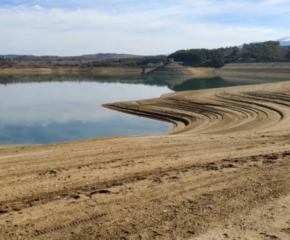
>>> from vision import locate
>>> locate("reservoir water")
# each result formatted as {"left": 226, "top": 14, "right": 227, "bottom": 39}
{"left": 0, "top": 74, "right": 286, "bottom": 145}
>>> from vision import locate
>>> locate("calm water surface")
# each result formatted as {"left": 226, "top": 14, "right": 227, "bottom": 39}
{"left": 0, "top": 75, "right": 286, "bottom": 145}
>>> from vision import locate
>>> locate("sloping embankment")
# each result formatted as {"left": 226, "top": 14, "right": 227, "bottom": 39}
{"left": 2, "top": 82, "right": 290, "bottom": 239}
{"left": 103, "top": 81, "right": 290, "bottom": 135}
{"left": 0, "top": 67, "right": 155, "bottom": 75}
{"left": 216, "top": 62, "right": 290, "bottom": 79}
{"left": 147, "top": 62, "right": 194, "bottom": 75}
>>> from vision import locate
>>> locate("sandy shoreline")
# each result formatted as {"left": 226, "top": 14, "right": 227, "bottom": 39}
{"left": 217, "top": 62, "right": 290, "bottom": 79}
{"left": 2, "top": 62, "right": 290, "bottom": 80}
{"left": 0, "top": 66, "right": 213, "bottom": 78}
{"left": 1, "top": 81, "right": 290, "bottom": 239}
{"left": 0, "top": 67, "right": 155, "bottom": 75}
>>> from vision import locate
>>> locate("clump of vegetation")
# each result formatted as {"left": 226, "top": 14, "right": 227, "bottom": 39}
{"left": 241, "top": 41, "right": 283, "bottom": 61}
{"left": 285, "top": 48, "right": 290, "bottom": 60}
{"left": 168, "top": 48, "right": 232, "bottom": 67}
{"left": 0, "top": 56, "right": 168, "bottom": 69}
{"left": 1, "top": 42, "right": 290, "bottom": 69}
{"left": 168, "top": 41, "right": 290, "bottom": 68}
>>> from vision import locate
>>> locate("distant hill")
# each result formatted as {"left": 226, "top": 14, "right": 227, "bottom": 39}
{"left": 239, "top": 37, "right": 290, "bottom": 48}
{"left": 169, "top": 41, "right": 290, "bottom": 68}
{"left": 0, "top": 54, "right": 168, "bottom": 69}
{"left": 0, "top": 53, "right": 142, "bottom": 60}
{"left": 0, "top": 55, "right": 26, "bottom": 59}
{"left": 67, "top": 53, "right": 142, "bottom": 60}
{"left": 278, "top": 37, "right": 290, "bottom": 46}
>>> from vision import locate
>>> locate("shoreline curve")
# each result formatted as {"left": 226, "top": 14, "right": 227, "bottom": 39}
{"left": 2, "top": 81, "right": 290, "bottom": 239}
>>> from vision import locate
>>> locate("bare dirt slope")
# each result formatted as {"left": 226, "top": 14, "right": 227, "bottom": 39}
{"left": 147, "top": 62, "right": 194, "bottom": 76}
{"left": 0, "top": 67, "right": 155, "bottom": 75}
{"left": 217, "top": 62, "right": 290, "bottom": 79}
{"left": 2, "top": 81, "right": 290, "bottom": 239}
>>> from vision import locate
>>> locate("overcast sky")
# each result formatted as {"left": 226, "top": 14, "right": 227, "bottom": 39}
{"left": 0, "top": 0, "right": 289, "bottom": 56}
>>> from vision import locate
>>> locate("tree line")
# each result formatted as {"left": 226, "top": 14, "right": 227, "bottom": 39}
{"left": 1, "top": 42, "right": 290, "bottom": 69}
{"left": 168, "top": 41, "right": 290, "bottom": 67}
{"left": 0, "top": 56, "right": 168, "bottom": 69}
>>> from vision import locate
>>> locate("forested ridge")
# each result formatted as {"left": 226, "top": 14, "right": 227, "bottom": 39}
{"left": 168, "top": 41, "right": 290, "bottom": 67}
{"left": 1, "top": 41, "right": 290, "bottom": 69}
{"left": 0, "top": 55, "right": 168, "bottom": 69}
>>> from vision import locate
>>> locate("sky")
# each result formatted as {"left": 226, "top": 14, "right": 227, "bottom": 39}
{"left": 0, "top": 0, "right": 289, "bottom": 56}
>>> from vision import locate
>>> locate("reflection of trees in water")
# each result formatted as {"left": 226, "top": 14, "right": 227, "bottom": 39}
{"left": 170, "top": 77, "right": 239, "bottom": 91}
{"left": 0, "top": 74, "right": 146, "bottom": 83}
{"left": 0, "top": 74, "right": 177, "bottom": 88}
{"left": 170, "top": 77, "right": 288, "bottom": 92}
{"left": 0, "top": 74, "right": 165, "bottom": 87}
{"left": 0, "top": 74, "right": 281, "bottom": 92}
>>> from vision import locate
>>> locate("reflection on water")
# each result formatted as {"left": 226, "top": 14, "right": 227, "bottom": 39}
{"left": 169, "top": 76, "right": 286, "bottom": 91}
{"left": 0, "top": 74, "right": 287, "bottom": 145}
{"left": 0, "top": 80, "right": 173, "bottom": 145}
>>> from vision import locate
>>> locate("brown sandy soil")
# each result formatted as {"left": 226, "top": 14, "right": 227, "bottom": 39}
{"left": 0, "top": 67, "right": 155, "bottom": 75}
{"left": 147, "top": 62, "right": 216, "bottom": 78}
{"left": 147, "top": 62, "right": 194, "bottom": 76}
{"left": 217, "top": 62, "right": 290, "bottom": 79}
{"left": 2, "top": 82, "right": 290, "bottom": 239}
{"left": 187, "top": 67, "right": 216, "bottom": 78}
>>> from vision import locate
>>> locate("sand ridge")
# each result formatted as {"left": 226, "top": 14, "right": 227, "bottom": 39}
{"left": 2, "top": 82, "right": 290, "bottom": 239}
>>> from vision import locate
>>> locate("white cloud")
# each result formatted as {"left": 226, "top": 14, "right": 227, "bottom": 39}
{"left": 33, "top": 4, "right": 42, "bottom": 10}
{"left": 0, "top": 1, "right": 289, "bottom": 55}
{"left": 261, "top": 0, "right": 290, "bottom": 5}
